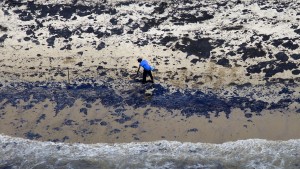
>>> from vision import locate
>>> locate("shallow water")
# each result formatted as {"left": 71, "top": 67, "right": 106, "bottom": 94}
{"left": 1, "top": 135, "right": 300, "bottom": 169}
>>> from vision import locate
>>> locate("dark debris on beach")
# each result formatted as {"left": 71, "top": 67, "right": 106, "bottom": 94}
{"left": 0, "top": 80, "right": 296, "bottom": 120}
{"left": 2, "top": 0, "right": 300, "bottom": 79}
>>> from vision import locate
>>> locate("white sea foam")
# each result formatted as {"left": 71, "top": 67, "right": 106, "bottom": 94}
{"left": 1, "top": 134, "right": 300, "bottom": 169}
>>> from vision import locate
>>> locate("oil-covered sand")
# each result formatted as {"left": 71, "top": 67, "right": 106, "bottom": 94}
{"left": 1, "top": 76, "right": 300, "bottom": 144}
{"left": 1, "top": 0, "right": 300, "bottom": 144}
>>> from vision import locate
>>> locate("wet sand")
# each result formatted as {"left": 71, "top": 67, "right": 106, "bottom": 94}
{"left": 1, "top": 94, "right": 300, "bottom": 144}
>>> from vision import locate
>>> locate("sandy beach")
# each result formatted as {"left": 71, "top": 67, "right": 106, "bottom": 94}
{"left": 1, "top": 0, "right": 300, "bottom": 144}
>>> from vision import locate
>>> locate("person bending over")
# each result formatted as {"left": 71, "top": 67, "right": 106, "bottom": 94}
{"left": 136, "top": 58, "right": 154, "bottom": 83}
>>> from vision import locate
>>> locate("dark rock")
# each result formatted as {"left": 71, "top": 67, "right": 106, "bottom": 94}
{"left": 88, "top": 119, "right": 102, "bottom": 125}
{"left": 85, "top": 27, "right": 94, "bottom": 33}
{"left": 262, "top": 34, "right": 271, "bottom": 41}
{"left": 26, "top": 29, "right": 34, "bottom": 35}
{"left": 24, "top": 37, "right": 31, "bottom": 41}
{"left": 60, "top": 44, "right": 72, "bottom": 50}
{"left": 0, "top": 25, "right": 8, "bottom": 32}
{"left": 275, "top": 52, "right": 289, "bottom": 62}
{"left": 190, "top": 59, "right": 199, "bottom": 64}
{"left": 99, "top": 72, "right": 107, "bottom": 76}
{"left": 227, "top": 51, "right": 236, "bottom": 56}
{"left": 23, "top": 104, "right": 34, "bottom": 110}
{"left": 48, "top": 26, "right": 72, "bottom": 39}
{"left": 294, "top": 29, "right": 300, "bottom": 35}
{"left": 97, "top": 66, "right": 104, "bottom": 70}
{"left": 247, "top": 61, "right": 272, "bottom": 74}
{"left": 238, "top": 45, "right": 266, "bottom": 61}
{"left": 153, "top": 2, "right": 168, "bottom": 14}
{"left": 111, "top": 28, "right": 123, "bottom": 35}
{"left": 216, "top": 58, "right": 230, "bottom": 67}
{"left": 25, "top": 131, "right": 42, "bottom": 140}
{"left": 159, "top": 36, "right": 178, "bottom": 46}
{"left": 129, "top": 23, "right": 140, "bottom": 30}
{"left": 80, "top": 108, "right": 88, "bottom": 115}
{"left": 110, "top": 18, "right": 118, "bottom": 25}
{"left": 62, "top": 136, "right": 69, "bottom": 142}
{"left": 187, "top": 128, "right": 198, "bottom": 132}
{"left": 279, "top": 88, "right": 293, "bottom": 95}
{"left": 292, "top": 70, "right": 300, "bottom": 75}
{"left": 134, "top": 39, "right": 149, "bottom": 46}
{"left": 143, "top": 109, "right": 151, "bottom": 116}
{"left": 96, "top": 42, "right": 106, "bottom": 50}
{"left": 282, "top": 41, "right": 299, "bottom": 50}
{"left": 245, "top": 113, "right": 252, "bottom": 118}
{"left": 64, "top": 119, "right": 77, "bottom": 126}
{"left": 174, "top": 37, "right": 213, "bottom": 58}
{"left": 72, "top": 16, "right": 77, "bottom": 20}
{"left": 36, "top": 114, "right": 46, "bottom": 124}
{"left": 32, "top": 39, "right": 40, "bottom": 45}
{"left": 110, "top": 129, "right": 121, "bottom": 134}
{"left": 86, "top": 104, "right": 92, "bottom": 108}
{"left": 38, "top": 5, "right": 60, "bottom": 18}
{"left": 115, "top": 114, "right": 131, "bottom": 124}
{"left": 272, "top": 39, "right": 283, "bottom": 47}
{"left": 75, "top": 62, "right": 83, "bottom": 67}
{"left": 264, "top": 62, "right": 297, "bottom": 77}
{"left": 222, "top": 25, "right": 243, "bottom": 31}
{"left": 46, "top": 36, "right": 56, "bottom": 46}
{"left": 0, "top": 34, "right": 8, "bottom": 43}
{"left": 177, "top": 67, "right": 187, "bottom": 70}
{"left": 129, "top": 121, "right": 139, "bottom": 128}
{"left": 94, "top": 30, "right": 104, "bottom": 38}
{"left": 107, "top": 8, "right": 117, "bottom": 15}
{"left": 171, "top": 11, "right": 214, "bottom": 24}
{"left": 100, "top": 121, "right": 107, "bottom": 126}
{"left": 213, "top": 39, "right": 225, "bottom": 46}
{"left": 126, "top": 18, "right": 133, "bottom": 25}
{"left": 76, "top": 6, "right": 92, "bottom": 17}
{"left": 19, "top": 11, "right": 33, "bottom": 21}
{"left": 140, "top": 18, "right": 159, "bottom": 32}
{"left": 59, "top": 6, "right": 75, "bottom": 19}
{"left": 291, "top": 54, "right": 300, "bottom": 60}
{"left": 77, "top": 51, "right": 83, "bottom": 56}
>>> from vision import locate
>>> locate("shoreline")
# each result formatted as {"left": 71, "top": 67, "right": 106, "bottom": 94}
{"left": 1, "top": 80, "right": 300, "bottom": 144}
{"left": 1, "top": 0, "right": 300, "bottom": 144}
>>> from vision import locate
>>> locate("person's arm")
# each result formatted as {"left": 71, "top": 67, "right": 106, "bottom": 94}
{"left": 136, "top": 65, "right": 141, "bottom": 75}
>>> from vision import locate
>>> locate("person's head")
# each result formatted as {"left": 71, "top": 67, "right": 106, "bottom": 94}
{"left": 137, "top": 58, "right": 142, "bottom": 63}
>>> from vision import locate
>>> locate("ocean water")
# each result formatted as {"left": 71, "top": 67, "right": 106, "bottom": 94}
{"left": 1, "top": 134, "right": 300, "bottom": 169}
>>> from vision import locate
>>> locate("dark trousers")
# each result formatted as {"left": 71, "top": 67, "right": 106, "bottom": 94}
{"left": 143, "top": 70, "right": 153, "bottom": 83}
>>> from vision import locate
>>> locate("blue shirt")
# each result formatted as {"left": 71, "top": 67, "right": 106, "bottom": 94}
{"left": 140, "top": 59, "right": 152, "bottom": 71}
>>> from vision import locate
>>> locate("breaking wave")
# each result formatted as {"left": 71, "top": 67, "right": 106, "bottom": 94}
{"left": 1, "top": 134, "right": 300, "bottom": 169}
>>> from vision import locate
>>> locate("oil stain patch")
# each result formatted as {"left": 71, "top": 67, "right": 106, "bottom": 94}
{"left": 0, "top": 81, "right": 296, "bottom": 120}
{"left": 0, "top": 79, "right": 299, "bottom": 143}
